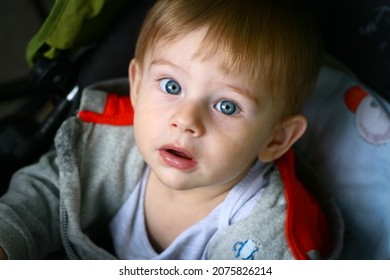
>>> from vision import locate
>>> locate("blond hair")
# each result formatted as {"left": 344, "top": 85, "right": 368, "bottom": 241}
{"left": 134, "top": 0, "right": 323, "bottom": 115}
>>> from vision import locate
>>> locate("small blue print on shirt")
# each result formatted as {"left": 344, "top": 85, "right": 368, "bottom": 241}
{"left": 233, "top": 239, "right": 259, "bottom": 260}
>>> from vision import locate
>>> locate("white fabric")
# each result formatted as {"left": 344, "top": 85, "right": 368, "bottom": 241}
{"left": 109, "top": 160, "right": 274, "bottom": 259}
{"left": 296, "top": 62, "right": 390, "bottom": 259}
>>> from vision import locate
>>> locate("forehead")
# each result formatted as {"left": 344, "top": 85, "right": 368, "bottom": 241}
{"left": 151, "top": 28, "right": 207, "bottom": 63}
{"left": 144, "top": 28, "right": 256, "bottom": 85}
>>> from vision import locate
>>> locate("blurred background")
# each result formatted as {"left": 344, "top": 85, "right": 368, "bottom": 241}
{"left": 0, "top": 0, "right": 52, "bottom": 82}
{"left": 0, "top": 0, "right": 150, "bottom": 189}
{"left": 0, "top": 0, "right": 53, "bottom": 118}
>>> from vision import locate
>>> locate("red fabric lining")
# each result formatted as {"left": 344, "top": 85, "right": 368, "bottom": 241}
{"left": 78, "top": 93, "right": 134, "bottom": 126}
{"left": 276, "top": 149, "right": 333, "bottom": 259}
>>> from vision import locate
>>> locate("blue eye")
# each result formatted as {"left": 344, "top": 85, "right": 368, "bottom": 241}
{"left": 215, "top": 100, "right": 241, "bottom": 115}
{"left": 160, "top": 79, "right": 181, "bottom": 95}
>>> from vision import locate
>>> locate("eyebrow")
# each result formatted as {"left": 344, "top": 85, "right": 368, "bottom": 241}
{"left": 150, "top": 58, "right": 259, "bottom": 106}
{"left": 150, "top": 58, "right": 181, "bottom": 70}
{"left": 225, "top": 83, "right": 259, "bottom": 106}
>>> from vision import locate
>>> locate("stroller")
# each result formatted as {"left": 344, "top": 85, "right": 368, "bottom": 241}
{"left": 0, "top": 0, "right": 389, "bottom": 259}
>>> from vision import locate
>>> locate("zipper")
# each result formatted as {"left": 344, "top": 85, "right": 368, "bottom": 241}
{"left": 60, "top": 201, "right": 80, "bottom": 260}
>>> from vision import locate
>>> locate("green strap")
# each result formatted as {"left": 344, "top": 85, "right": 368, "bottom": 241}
{"left": 26, "top": 0, "right": 127, "bottom": 67}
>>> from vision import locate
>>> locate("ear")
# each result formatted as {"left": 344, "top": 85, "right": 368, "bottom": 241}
{"left": 129, "top": 58, "right": 142, "bottom": 107}
{"left": 258, "top": 115, "right": 307, "bottom": 162}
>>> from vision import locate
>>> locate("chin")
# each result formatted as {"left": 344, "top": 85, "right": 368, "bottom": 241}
{"left": 159, "top": 174, "right": 192, "bottom": 191}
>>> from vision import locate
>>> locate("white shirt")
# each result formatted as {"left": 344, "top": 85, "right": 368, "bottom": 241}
{"left": 110, "top": 160, "right": 273, "bottom": 259}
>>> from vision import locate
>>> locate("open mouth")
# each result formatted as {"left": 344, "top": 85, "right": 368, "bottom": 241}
{"left": 166, "top": 149, "right": 193, "bottom": 160}
{"left": 159, "top": 146, "right": 198, "bottom": 170}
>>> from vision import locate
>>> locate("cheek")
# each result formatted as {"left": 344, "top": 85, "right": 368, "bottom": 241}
{"left": 206, "top": 128, "right": 261, "bottom": 166}
{"left": 134, "top": 112, "right": 159, "bottom": 138}
{"left": 201, "top": 141, "right": 257, "bottom": 185}
{"left": 133, "top": 92, "right": 162, "bottom": 128}
{"left": 133, "top": 106, "right": 156, "bottom": 150}
{"left": 210, "top": 123, "right": 272, "bottom": 170}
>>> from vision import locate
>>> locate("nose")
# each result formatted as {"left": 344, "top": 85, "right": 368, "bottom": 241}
{"left": 170, "top": 102, "right": 205, "bottom": 137}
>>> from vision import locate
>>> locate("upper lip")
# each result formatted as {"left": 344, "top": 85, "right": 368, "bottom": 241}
{"left": 159, "top": 144, "right": 196, "bottom": 160}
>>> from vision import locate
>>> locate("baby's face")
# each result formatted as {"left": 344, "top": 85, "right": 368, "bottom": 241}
{"left": 130, "top": 28, "right": 283, "bottom": 192}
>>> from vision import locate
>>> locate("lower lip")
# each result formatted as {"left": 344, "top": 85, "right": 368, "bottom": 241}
{"left": 159, "top": 149, "right": 198, "bottom": 170}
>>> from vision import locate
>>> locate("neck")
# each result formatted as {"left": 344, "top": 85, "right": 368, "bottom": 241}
{"left": 147, "top": 170, "right": 234, "bottom": 207}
